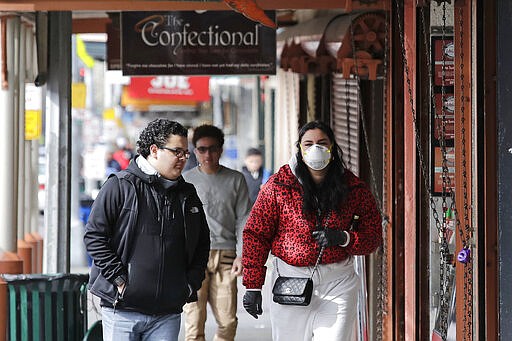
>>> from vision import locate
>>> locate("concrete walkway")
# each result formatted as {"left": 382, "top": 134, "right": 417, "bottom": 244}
{"left": 178, "top": 276, "right": 273, "bottom": 341}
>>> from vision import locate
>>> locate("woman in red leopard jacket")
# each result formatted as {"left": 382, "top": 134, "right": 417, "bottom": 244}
{"left": 242, "top": 121, "right": 383, "bottom": 341}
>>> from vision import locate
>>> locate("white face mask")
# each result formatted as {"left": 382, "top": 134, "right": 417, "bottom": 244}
{"left": 301, "top": 144, "right": 331, "bottom": 170}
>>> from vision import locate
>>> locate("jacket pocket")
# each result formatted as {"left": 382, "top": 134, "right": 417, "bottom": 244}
{"left": 90, "top": 273, "right": 116, "bottom": 304}
{"left": 122, "top": 260, "right": 159, "bottom": 308}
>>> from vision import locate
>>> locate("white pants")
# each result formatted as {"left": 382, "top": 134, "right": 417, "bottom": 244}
{"left": 270, "top": 257, "right": 360, "bottom": 341}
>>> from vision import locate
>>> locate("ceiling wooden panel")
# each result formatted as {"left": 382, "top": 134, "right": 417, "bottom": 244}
{"left": 0, "top": 0, "right": 386, "bottom": 12}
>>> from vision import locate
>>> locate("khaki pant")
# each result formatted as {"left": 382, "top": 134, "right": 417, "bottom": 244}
{"left": 184, "top": 249, "right": 238, "bottom": 341}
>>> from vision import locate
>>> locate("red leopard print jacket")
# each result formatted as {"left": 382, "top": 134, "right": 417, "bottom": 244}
{"left": 242, "top": 164, "right": 383, "bottom": 289}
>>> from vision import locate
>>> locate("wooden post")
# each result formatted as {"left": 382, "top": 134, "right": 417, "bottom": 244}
{"left": 403, "top": 0, "right": 417, "bottom": 340}
{"left": 454, "top": 0, "right": 474, "bottom": 340}
{"left": 25, "top": 232, "right": 43, "bottom": 273}
{"left": 0, "top": 251, "right": 23, "bottom": 341}
{"left": 17, "top": 239, "right": 33, "bottom": 274}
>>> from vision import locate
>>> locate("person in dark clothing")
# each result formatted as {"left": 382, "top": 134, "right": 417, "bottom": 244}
{"left": 84, "top": 119, "right": 210, "bottom": 341}
{"left": 241, "top": 148, "right": 271, "bottom": 205}
{"left": 184, "top": 127, "right": 198, "bottom": 171}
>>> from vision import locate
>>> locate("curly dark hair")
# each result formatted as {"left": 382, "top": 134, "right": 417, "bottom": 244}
{"left": 192, "top": 124, "right": 225, "bottom": 147}
{"left": 294, "top": 120, "right": 349, "bottom": 214}
{"left": 136, "top": 119, "right": 187, "bottom": 157}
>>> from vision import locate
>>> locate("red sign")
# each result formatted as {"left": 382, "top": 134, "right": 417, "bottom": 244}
{"left": 128, "top": 76, "right": 210, "bottom": 101}
{"left": 433, "top": 37, "right": 455, "bottom": 86}
{"left": 433, "top": 93, "right": 455, "bottom": 140}
{"left": 433, "top": 146, "right": 456, "bottom": 194}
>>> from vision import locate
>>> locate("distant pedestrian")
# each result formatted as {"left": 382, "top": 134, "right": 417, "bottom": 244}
{"left": 241, "top": 147, "right": 271, "bottom": 205}
{"left": 113, "top": 136, "right": 134, "bottom": 170}
{"left": 183, "top": 124, "right": 252, "bottom": 341}
{"left": 184, "top": 126, "right": 198, "bottom": 171}
{"left": 105, "top": 148, "right": 121, "bottom": 177}
{"left": 84, "top": 119, "right": 210, "bottom": 341}
{"left": 242, "top": 120, "right": 383, "bottom": 341}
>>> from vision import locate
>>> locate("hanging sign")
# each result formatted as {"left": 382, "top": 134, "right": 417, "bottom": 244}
{"left": 121, "top": 11, "right": 276, "bottom": 75}
{"left": 128, "top": 76, "right": 210, "bottom": 101}
{"left": 432, "top": 36, "right": 455, "bottom": 87}
{"left": 433, "top": 146, "right": 456, "bottom": 195}
{"left": 72, "top": 83, "right": 87, "bottom": 109}
{"left": 431, "top": 35, "right": 456, "bottom": 196}
{"left": 25, "top": 110, "right": 42, "bottom": 140}
{"left": 433, "top": 92, "right": 455, "bottom": 141}
{"left": 25, "top": 84, "right": 42, "bottom": 140}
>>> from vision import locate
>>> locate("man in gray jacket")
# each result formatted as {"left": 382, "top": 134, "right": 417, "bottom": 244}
{"left": 182, "top": 124, "right": 251, "bottom": 341}
{"left": 84, "top": 119, "right": 210, "bottom": 341}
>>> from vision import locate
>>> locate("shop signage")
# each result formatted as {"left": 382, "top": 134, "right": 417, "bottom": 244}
{"left": 433, "top": 93, "right": 455, "bottom": 140}
{"left": 25, "top": 84, "right": 42, "bottom": 140}
{"left": 121, "top": 11, "right": 276, "bottom": 75}
{"left": 433, "top": 37, "right": 455, "bottom": 87}
{"left": 433, "top": 146, "right": 456, "bottom": 195}
{"left": 128, "top": 76, "right": 210, "bottom": 101}
{"left": 72, "top": 83, "right": 87, "bottom": 109}
{"left": 431, "top": 35, "right": 456, "bottom": 196}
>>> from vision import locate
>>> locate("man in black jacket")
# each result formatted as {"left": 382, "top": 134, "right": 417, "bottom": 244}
{"left": 84, "top": 119, "right": 210, "bottom": 341}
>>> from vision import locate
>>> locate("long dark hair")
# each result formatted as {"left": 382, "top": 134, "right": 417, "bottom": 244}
{"left": 295, "top": 121, "right": 349, "bottom": 214}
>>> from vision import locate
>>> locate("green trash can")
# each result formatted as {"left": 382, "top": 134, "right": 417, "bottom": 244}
{"left": 82, "top": 320, "right": 102, "bottom": 341}
{"left": 1, "top": 273, "right": 89, "bottom": 341}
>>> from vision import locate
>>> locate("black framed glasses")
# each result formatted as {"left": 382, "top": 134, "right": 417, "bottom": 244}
{"left": 160, "top": 147, "right": 190, "bottom": 159}
{"left": 195, "top": 145, "right": 221, "bottom": 154}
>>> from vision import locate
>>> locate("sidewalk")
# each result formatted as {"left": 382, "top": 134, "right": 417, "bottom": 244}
{"left": 178, "top": 276, "right": 272, "bottom": 341}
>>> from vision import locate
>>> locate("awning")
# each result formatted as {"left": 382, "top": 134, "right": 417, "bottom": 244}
{"left": 277, "top": 11, "right": 386, "bottom": 79}
{"left": 277, "top": 13, "right": 352, "bottom": 57}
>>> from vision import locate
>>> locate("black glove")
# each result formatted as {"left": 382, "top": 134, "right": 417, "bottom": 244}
{"left": 312, "top": 229, "right": 348, "bottom": 248}
{"left": 243, "top": 291, "right": 263, "bottom": 319}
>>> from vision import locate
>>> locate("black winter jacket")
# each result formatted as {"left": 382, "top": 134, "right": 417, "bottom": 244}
{"left": 84, "top": 159, "right": 210, "bottom": 315}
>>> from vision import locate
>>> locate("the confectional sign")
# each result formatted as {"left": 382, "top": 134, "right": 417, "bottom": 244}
{"left": 121, "top": 11, "right": 276, "bottom": 75}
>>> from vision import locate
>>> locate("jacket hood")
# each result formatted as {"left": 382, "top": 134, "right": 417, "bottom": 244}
{"left": 125, "top": 155, "right": 159, "bottom": 184}
{"left": 125, "top": 155, "right": 186, "bottom": 191}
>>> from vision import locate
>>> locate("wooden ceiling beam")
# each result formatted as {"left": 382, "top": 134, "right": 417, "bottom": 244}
{"left": 72, "top": 17, "right": 111, "bottom": 34}
{"left": 0, "top": 0, "right": 386, "bottom": 12}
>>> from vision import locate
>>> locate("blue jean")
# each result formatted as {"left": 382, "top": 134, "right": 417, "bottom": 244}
{"left": 101, "top": 307, "right": 181, "bottom": 341}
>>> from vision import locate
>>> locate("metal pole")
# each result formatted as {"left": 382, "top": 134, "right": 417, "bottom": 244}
{"left": 30, "top": 140, "right": 39, "bottom": 234}
{"left": 70, "top": 35, "right": 88, "bottom": 268}
{"left": 17, "top": 22, "right": 26, "bottom": 241}
{"left": 26, "top": 26, "right": 45, "bottom": 273}
{"left": 0, "top": 17, "right": 24, "bottom": 340}
{"left": 43, "top": 12, "right": 72, "bottom": 273}
{"left": 0, "top": 17, "right": 19, "bottom": 254}
{"left": 17, "top": 22, "right": 35, "bottom": 274}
